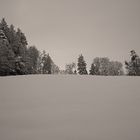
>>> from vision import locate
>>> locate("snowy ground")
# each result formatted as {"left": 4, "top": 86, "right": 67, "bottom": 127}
{"left": 0, "top": 75, "right": 140, "bottom": 140}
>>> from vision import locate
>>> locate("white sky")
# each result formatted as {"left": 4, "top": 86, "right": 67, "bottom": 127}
{"left": 0, "top": 0, "right": 140, "bottom": 69}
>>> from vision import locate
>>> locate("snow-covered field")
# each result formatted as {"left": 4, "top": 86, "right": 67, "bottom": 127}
{"left": 0, "top": 75, "right": 140, "bottom": 140}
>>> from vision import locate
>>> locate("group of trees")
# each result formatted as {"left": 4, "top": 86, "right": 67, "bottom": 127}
{"left": 0, "top": 18, "right": 59, "bottom": 76}
{"left": 64, "top": 51, "right": 140, "bottom": 76}
{"left": 0, "top": 18, "right": 140, "bottom": 76}
{"left": 66, "top": 55, "right": 124, "bottom": 76}
{"left": 38, "top": 51, "right": 60, "bottom": 74}
{"left": 89, "top": 57, "right": 124, "bottom": 76}
{"left": 75, "top": 51, "right": 140, "bottom": 76}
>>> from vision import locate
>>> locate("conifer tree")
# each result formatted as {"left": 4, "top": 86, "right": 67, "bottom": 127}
{"left": 125, "top": 50, "right": 140, "bottom": 76}
{"left": 42, "top": 51, "right": 53, "bottom": 74}
{"left": 0, "top": 18, "right": 9, "bottom": 34}
{"left": 77, "top": 54, "right": 88, "bottom": 75}
{"left": 0, "top": 29, "right": 15, "bottom": 75}
{"left": 44, "top": 54, "right": 52, "bottom": 74}
{"left": 89, "top": 63, "right": 95, "bottom": 75}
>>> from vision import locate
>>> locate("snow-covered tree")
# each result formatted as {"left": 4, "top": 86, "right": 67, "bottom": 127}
{"left": 89, "top": 57, "right": 100, "bottom": 75}
{"left": 77, "top": 54, "right": 88, "bottom": 75}
{"left": 0, "top": 30, "right": 15, "bottom": 76}
{"left": 125, "top": 50, "right": 140, "bottom": 76}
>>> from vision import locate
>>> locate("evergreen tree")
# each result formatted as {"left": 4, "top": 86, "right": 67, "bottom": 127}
{"left": 0, "top": 30, "right": 15, "bottom": 76}
{"left": 89, "top": 63, "right": 95, "bottom": 75}
{"left": 13, "top": 28, "right": 28, "bottom": 75}
{"left": 42, "top": 51, "right": 53, "bottom": 74}
{"left": 44, "top": 54, "right": 52, "bottom": 74}
{"left": 0, "top": 18, "right": 30, "bottom": 75}
{"left": 0, "top": 18, "right": 9, "bottom": 35}
{"left": 25, "top": 46, "right": 39, "bottom": 74}
{"left": 16, "top": 28, "right": 28, "bottom": 46}
{"left": 16, "top": 28, "right": 27, "bottom": 57}
{"left": 125, "top": 50, "right": 140, "bottom": 76}
{"left": 36, "top": 51, "right": 43, "bottom": 74}
{"left": 8, "top": 24, "right": 20, "bottom": 55}
{"left": 89, "top": 58, "right": 100, "bottom": 75}
{"left": 77, "top": 54, "right": 88, "bottom": 75}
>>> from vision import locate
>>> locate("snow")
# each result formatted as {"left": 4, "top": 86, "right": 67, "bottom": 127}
{"left": 0, "top": 75, "right": 140, "bottom": 140}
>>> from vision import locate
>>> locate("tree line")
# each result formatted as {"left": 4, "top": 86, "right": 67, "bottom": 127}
{"left": 0, "top": 18, "right": 140, "bottom": 76}
{"left": 0, "top": 18, "right": 59, "bottom": 76}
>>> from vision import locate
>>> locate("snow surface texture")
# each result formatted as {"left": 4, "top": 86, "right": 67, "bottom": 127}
{"left": 0, "top": 75, "right": 140, "bottom": 140}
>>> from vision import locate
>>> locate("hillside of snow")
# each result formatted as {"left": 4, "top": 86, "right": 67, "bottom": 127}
{"left": 0, "top": 75, "right": 140, "bottom": 140}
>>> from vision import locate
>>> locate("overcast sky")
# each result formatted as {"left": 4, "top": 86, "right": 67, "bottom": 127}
{"left": 0, "top": 0, "right": 140, "bottom": 69}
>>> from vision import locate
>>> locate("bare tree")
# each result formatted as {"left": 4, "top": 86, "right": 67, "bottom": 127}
{"left": 65, "top": 62, "right": 76, "bottom": 74}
